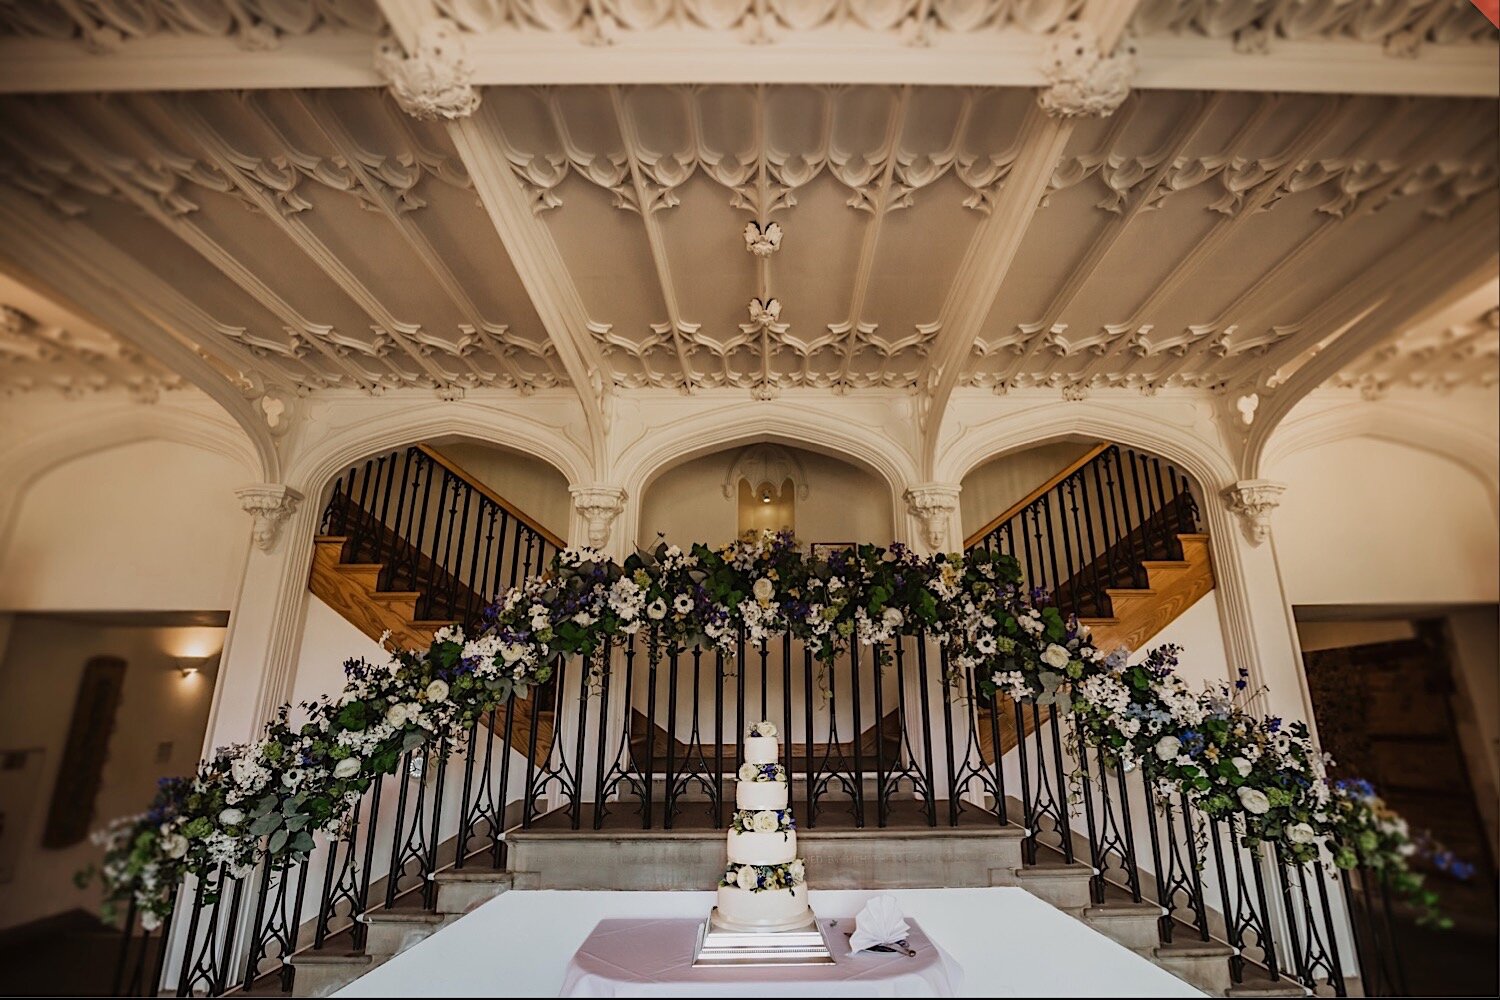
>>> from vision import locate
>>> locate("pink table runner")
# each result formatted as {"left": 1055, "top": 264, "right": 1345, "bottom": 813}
{"left": 558, "top": 916, "right": 961, "bottom": 997}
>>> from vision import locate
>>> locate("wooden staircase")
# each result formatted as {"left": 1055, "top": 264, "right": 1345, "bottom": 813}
{"left": 308, "top": 453, "right": 562, "bottom": 765}
{"left": 968, "top": 446, "right": 1216, "bottom": 765}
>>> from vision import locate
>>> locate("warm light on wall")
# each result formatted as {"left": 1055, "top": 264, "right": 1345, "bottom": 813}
{"left": 161, "top": 626, "right": 225, "bottom": 660}
{"left": 175, "top": 656, "right": 212, "bottom": 680}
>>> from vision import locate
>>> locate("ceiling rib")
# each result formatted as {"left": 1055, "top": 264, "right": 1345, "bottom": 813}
{"left": 831, "top": 86, "right": 914, "bottom": 392}
{"left": 446, "top": 101, "right": 613, "bottom": 468}
{"left": 1064, "top": 98, "right": 1349, "bottom": 391}
{"left": 293, "top": 92, "right": 538, "bottom": 392}
{"left": 609, "top": 86, "right": 700, "bottom": 395}
{"left": 143, "top": 96, "right": 458, "bottom": 391}
{"left": 1, "top": 100, "right": 380, "bottom": 393}
{"left": 0, "top": 188, "right": 280, "bottom": 479}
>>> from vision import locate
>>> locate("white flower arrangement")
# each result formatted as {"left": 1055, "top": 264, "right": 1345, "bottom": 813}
{"left": 748, "top": 721, "right": 777, "bottom": 738}
{"left": 721, "top": 859, "right": 805, "bottom": 893}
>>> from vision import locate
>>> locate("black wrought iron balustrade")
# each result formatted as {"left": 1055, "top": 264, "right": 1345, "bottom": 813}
{"left": 966, "top": 444, "right": 1200, "bottom": 620}
{"left": 119, "top": 630, "right": 1403, "bottom": 997}
{"left": 320, "top": 444, "right": 563, "bottom": 624}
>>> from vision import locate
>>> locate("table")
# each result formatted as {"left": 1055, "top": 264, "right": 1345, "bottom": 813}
{"left": 559, "top": 916, "right": 961, "bottom": 997}
{"left": 334, "top": 888, "right": 1202, "bottom": 998}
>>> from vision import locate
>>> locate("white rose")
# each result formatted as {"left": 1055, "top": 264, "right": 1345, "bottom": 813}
{"left": 738, "top": 763, "right": 759, "bottom": 782}
{"left": 161, "top": 834, "right": 188, "bottom": 859}
{"left": 752, "top": 810, "right": 780, "bottom": 833}
{"left": 752, "top": 577, "right": 775, "bottom": 604}
{"left": 385, "top": 702, "right": 410, "bottom": 728}
{"left": 1154, "top": 736, "right": 1182, "bottom": 762}
{"left": 333, "top": 757, "right": 362, "bottom": 779}
{"left": 141, "top": 912, "right": 162, "bottom": 932}
{"left": 501, "top": 643, "right": 526, "bottom": 664}
{"left": 218, "top": 808, "right": 245, "bottom": 827}
{"left": 425, "top": 679, "right": 450, "bottom": 703}
{"left": 1231, "top": 756, "right": 1252, "bottom": 778}
{"left": 1237, "top": 786, "right": 1271, "bottom": 815}
{"left": 1286, "top": 822, "right": 1315, "bottom": 845}
{"left": 788, "top": 859, "right": 805, "bottom": 882}
{"left": 646, "top": 598, "right": 668, "bottom": 621}
{"left": 882, "top": 607, "right": 904, "bottom": 629}
{"left": 1041, "top": 644, "right": 1071, "bottom": 669}
{"left": 735, "top": 865, "right": 759, "bottom": 891}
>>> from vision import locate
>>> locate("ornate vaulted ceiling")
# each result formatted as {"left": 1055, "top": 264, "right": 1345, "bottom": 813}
{"left": 0, "top": 0, "right": 1494, "bottom": 417}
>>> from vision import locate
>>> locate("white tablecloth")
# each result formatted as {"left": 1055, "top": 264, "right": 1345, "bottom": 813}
{"left": 334, "top": 888, "right": 1201, "bottom": 998}
{"left": 559, "top": 916, "right": 961, "bottom": 997}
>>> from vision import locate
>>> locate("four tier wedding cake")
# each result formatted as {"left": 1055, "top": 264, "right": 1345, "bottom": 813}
{"left": 712, "top": 721, "right": 812, "bottom": 932}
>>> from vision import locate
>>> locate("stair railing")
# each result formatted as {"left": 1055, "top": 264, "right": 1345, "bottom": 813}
{"left": 320, "top": 444, "right": 564, "bottom": 624}
{"left": 965, "top": 443, "right": 1201, "bottom": 620}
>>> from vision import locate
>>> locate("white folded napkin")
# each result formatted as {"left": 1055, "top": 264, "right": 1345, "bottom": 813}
{"left": 848, "top": 895, "right": 912, "bottom": 955}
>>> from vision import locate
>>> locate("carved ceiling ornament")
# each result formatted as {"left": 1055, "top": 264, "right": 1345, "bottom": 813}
{"left": 570, "top": 485, "right": 628, "bottom": 549}
{"left": 0, "top": 302, "right": 184, "bottom": 400}
{"left": 1037, "top": 23, "right": 1137, "bottom": 119}
{"left": 1220, "top": 479, "right": 1286, "bottom": 547}
{"left": 903, "top": 482, "right": 962, "bottom": 552}
{"left": 722, "top": 444, "right": 811, "bottom": 503}
{"left": 743, "top": 220, "right": 784, "bottom": 257}
{"left": 236, "top": 483, "right": 303, "bottom": 552}
{"left": 375, "top": 19, "right": 481, "bottom": 121}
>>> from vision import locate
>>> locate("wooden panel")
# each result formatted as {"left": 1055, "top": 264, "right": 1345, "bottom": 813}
{"left": 43, "top": 656, "right": 125, "bottom": 848}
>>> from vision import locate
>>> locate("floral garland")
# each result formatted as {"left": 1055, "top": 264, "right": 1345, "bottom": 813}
{"left": 92, "top": 531, "right": 1460, "bottom": 928}
{"left": 731, "top": 809, "right": 795, "bottom": 836}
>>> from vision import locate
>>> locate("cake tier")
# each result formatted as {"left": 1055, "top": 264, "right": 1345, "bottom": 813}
{"left": 726, "top": 829, "right": 797, "bottom": 865}
{"left": 736, "top": 780, "right": 788, "bottom": 811}
{"left": 715, "top": 883, "right": 810, "bottom": 931}
{"left": 743, "top": 735, "right": 779, "bottom": 765}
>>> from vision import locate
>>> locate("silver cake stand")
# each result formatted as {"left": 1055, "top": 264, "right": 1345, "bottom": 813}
{"left": 692, "top": 908, "right": 836, "bottom": 967}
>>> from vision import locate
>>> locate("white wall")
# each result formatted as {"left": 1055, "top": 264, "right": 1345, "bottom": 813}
{"left": 0, "top": 439, "right": 251, "bottom": 612}
{"left": 1268, "top": 436, "right": 1499, "bottom": 606}
{"left": 0, "top": 615, "right": 222, "bottom": 930}
{"left": 637, "top": 446, "right": 894, "bottom": 549}
{"left": 959, "top": 440, "right": 1095, "bottom": 540}
{"left": 431, "top": 440, "right": 573, "bottom": 543}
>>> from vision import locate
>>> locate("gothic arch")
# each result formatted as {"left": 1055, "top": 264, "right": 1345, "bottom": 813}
{"left": 1262, "top": 400, "right": 1499, "bottom": 511}
{"left": 0, "top": 403, "right": 261, "bottom": 556}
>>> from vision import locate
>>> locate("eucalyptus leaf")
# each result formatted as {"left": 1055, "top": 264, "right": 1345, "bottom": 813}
{"left": 249, "top": 813, "right": 282, "bottom": 837}
{"left": 267, "top": 828, "right": 289, "bottom": 855}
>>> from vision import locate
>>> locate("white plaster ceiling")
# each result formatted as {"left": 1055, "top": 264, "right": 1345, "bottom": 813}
{"left": 0, "top": 1, "right": 1493, "bottom": 406}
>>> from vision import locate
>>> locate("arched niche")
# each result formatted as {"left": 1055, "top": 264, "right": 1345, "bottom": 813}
{"left": 637, "top": 441, "right": 894, "bottom": 550}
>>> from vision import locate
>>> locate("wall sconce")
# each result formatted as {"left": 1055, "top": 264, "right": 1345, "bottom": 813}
{"left": 758, "top": 482, "right": 775, "bottom": 504}
{"left": 176, "top": 656, "right": 212, "bottom": 679}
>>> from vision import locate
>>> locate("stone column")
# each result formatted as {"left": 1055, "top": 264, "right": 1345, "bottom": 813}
{"left": 903, "top": 482, "right": 963, "bottom": 554}
{"left": 1206, "top": 479, "right": 1314, "bottom": 732}
{"left": 201, "top": 484, "right": 315, "bottom": 753}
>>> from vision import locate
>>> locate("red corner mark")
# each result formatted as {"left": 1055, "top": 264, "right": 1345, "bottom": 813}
{"left": 1474, "top": 0, "right": 1500, "bottom": 30}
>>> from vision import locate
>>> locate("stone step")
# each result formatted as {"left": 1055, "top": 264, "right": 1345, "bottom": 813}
{"left": 286, "top": 951, "right": 374, "bottom": 999}
{"left": 435, "top": 868, "right": 514, "bottom": 914}
{"left": 1009, "top": 861, "right": 1095, "bottom": 913}
{"left": 1154, "top": 940, "right": 1236, "bottom": 995}
{"left": 506, "top": 825, "right": 1026, "bottom": 891}
{"left": 362, "top": 910, "right": 448, "bottom": 958}
{"left": 1081, "top": 900, "right": 1164, "bottom": 952}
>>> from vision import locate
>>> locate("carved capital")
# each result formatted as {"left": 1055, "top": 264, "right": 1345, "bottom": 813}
{"left": 570, "top": 485, "right": 628, "bottom": 549}
{"left": 1221, "top": 479, "right": 1286, "bottom": 547}
{"left": 236, "top": 484, "right": 303, "bottom": 553}
{"left": 374, "top": 19, "right": 481, "bottom": 121}
{"left": 904, "top": 483, "right": 962, "bottom": 552}
{"left": 1037, "top": 23, "right": 1136, "bottom": 119}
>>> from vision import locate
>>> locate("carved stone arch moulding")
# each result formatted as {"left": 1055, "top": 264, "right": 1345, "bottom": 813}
{"left": 284, "top": 404, "right": 593, "bottom": 519}
{"left": 1260, "top": 399, "right": 1500, "bottom": 512}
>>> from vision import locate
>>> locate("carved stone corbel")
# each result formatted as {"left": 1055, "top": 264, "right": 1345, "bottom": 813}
{"left": 1221, "top": 479, "right": 1286, "bottom": 547}
{"left": 904, "top": 483, "right": 962, "bottom": 552}
{"left": 236, "top": 484, "right": 304, "bottom": 553}
{"left": 374, "top": 18, "right": 481, "bottom": 121}
{"left": 570, "top": 485, "right": 628, "bottom": 549}
{"left": 1037, "top": 23, "right": 1136, "bottom": 119}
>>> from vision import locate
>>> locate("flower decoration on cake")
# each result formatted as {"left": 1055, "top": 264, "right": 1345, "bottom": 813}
{"left": 731, "top": 809, "right": 794, "bottom": 836}
{"left": 738, "top": 761, "right": 786, "bottom": 782}
{"left": 721, "top": 860, "right": 805, "bottom": 894}
{"left": 748, "top": 720, "right": 777, "bottom": 738}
